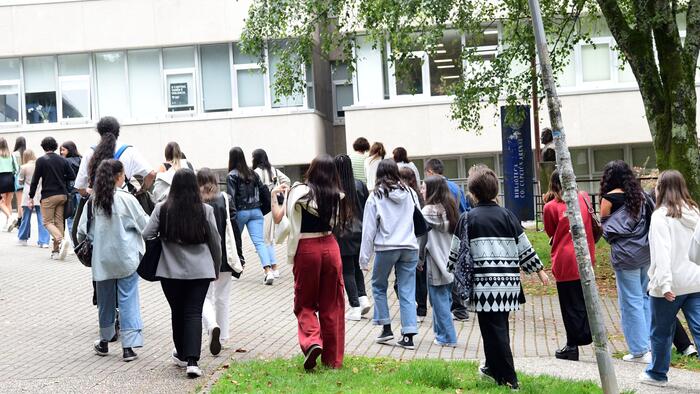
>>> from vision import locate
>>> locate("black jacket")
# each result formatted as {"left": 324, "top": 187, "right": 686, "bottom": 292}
{"left": 206, "top": 192, "right": 246, "bottom": 276}
{"left": 226, "top": 169, "right": 266, "bottom": 211}
{"left": 65, "top": 156, "right": 81, "bottom": 192}
{"left": 29, "top": 152, "right": 76, "bottom": 200}
{"left": 335, "top": 180, "right": 369, "bottom": 256}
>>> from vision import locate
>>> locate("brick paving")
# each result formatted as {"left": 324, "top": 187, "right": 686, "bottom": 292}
{"left": 0, "top": 219, "right": 635, "bottom": 393}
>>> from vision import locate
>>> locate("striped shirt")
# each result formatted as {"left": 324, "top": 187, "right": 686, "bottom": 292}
{"left": 350, "top": 152, "right": 367, "bottom": 182}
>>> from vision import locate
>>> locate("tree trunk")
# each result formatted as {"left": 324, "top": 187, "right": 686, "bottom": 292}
{"left": 528, "top": 0, "right": 620, "bottom": 393}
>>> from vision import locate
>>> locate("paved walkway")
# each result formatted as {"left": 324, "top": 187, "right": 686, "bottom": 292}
{"left": 0, "top": 219, "right": 698, "bottom": 393}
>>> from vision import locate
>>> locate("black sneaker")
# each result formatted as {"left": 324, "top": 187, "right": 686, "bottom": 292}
{"left": 94, "top": 340, "right": 109, "bottom": 356}
{"left": 110, "top": 317, "right": 120, "bottom": 342}
{"left": 396, "top": 335, "right": 415, "bottom": 350}
{"left": 303, "top": 344, "right": 323, "bottom": 370}
{"left": 123, "top": 347, "right": 138, "bottom": 362}
{"left": 555, "top": 345, "right": 579, "bottom": 361}
{"left": 479, "top": 365, "right": 496, "bottom": 383}
{"left": 376, "top": 326, "right": 394, "bottom": 344}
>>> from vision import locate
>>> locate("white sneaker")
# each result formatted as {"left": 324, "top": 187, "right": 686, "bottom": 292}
{"left": 359, "top": 296, "right": 372, "bottom": 316}
{"left": 623, "top": 351, "right": 652, "bottom": 364}
{"left": 50, "top": 251, "right": 59, "bottom": 260}
{"left": 39, "top": 243, "right": 50, "bottom": 249}
{"left": 171, "top": 349, "right": 187, "bottom": 368}
{"left": 272, "top": 269, "right": 280, "bottom": 278}
{"left": 5, "top": 215, "right": 17, "bottom": 232}
{"left": 186, "top": 365, "right": 203, "bottom": 378}
{"left": 433, "top": 339, "right": 457, "bottom": 348}
{"left": 638, "top": 372, "right": 667, "bottom": 387}
{"left": 17, "top": 239, "right": 28, "bottom": 246}
{"left": 345, "top": 306, "right": 362, "bottom": 321}
{"left": 264, "top": 272, "right": 274, "bottom": 285}
{"left": 59, "top": 239, "right": 69, "bottom": 260}
{"left": 683, "top": 344, "right": 698, "bottom": 357}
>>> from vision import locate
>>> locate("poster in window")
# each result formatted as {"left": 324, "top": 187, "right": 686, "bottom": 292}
{"left": 169, "top": 82, "right": 189, "bottom": 108}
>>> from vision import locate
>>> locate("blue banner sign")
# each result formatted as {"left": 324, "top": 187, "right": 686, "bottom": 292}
{"left": 501, "top": 105, "right": 534, "bottom": 221}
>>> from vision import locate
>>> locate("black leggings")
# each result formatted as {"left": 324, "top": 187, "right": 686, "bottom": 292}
{"left": 161, "top": 278, "right": 210, "bottom": 361}
{"left": 342, "top": 255, "right": 366, "bottom": 307}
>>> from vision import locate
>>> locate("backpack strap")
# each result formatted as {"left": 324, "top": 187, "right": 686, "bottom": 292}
{"left": 114, "top": 145, "right": 132, "bottom": 160}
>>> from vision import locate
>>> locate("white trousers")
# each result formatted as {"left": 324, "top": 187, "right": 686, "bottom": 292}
{"left": 202, "top": 271, "right": 233, "bottom": 341}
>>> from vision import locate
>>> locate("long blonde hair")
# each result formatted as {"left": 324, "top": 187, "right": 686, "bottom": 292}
{"left": 0, "top": 138, "right": 9, "bottom": 157}
{"left": 22, "top": 149, "right": 36, "bottom": 163}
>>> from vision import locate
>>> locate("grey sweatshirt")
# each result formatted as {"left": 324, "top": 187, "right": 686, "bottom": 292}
{"left": 359, "top": 187, "right": 420, "bottom": 269}
{"left": 420, "top": 204, "right": 454, "bottom": 286}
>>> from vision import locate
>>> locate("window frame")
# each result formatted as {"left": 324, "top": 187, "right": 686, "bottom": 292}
{"left": 22, "top": 55, "right": 60, "bottom": 127}
{"left": 162, "top": 46, "right": 198, "bottom": 117}
{"left": 232, "top": 44, "right": 269, "bottom": 112}
{"left": 57, "top": 53, "right": 93, "bottom": 124}
{"left": 0, "top": 70, "right": 21, "bottom": 127}
{"left": 330, "top": 61, "right": 354, "bottom": 125}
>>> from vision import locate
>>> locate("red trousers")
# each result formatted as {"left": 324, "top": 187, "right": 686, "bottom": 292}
{"left": 292, "top": 235, "right": 345, "bottom": 368}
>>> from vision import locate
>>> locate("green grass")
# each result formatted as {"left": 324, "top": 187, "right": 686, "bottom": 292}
{"left": 523, "top": 230, "right": 617, "bottom": 297}
{"left": 211, "top": 356, "right": 604, "bottom": 393}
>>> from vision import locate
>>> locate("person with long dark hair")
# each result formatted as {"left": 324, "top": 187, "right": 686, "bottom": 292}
{"left": 16, "top": 149, "right": 50, "bottom": 247}
{"left": 641, "top": 170, "right": 700, "bottom": 387}
{"left": 360, "top": 159, "right": 421, "bottom": 349}
{"left": 60, "top": 141, "right": 82, "bottom": 239}
{"left": 77, "top": 160, "right": 149, "bottom": 362}
{"left": 600, "top": 160, "right": 655, "bottom": 364}
{"left": 543, "top": 170, "right": 595, "bottom": 361}
{"left": 227, "top": 147, "right": 275, "bottom": 284}
{"left": 197, "top": 167, "right": 245, "bottom": 355}
{"left": 252, "top": 148, "right": 290, "bottom": 279}
{"left": 393, "top": 147, "right": 421, "bottom": 185}
{"left": 333, "top": 154, "right": 372, "bottom": 321}
{"left": 143, "top": 169, "right": 221, "bottom": 378}
{"left": 271, "top": 154, "right": 351, "bottom": 370}
{"left": 421, "top": 175, "right": 459, "bottom": 347}
{"left": 10, "top": 136, "right": 26, "bottom": 230}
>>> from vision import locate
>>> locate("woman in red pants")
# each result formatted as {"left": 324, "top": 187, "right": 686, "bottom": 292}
{"left": 271, "top": 154, "right": 352, "bottom": 370}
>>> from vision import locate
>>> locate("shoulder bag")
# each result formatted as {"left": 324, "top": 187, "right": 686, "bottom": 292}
{"left": 138, "top": 207, "right": 165, "bottom": 282}
{"left": 409, "top": 189, "right": 431, "bottom": 237}
{"left": 257, "top": 173, "right": 272, "bottom": 216}
{"left": 582, "top": 193, "right": 603, "bottom": 242}
{"left": 222, "top": 193, "right": 244, "bottom": 273}
{"left": 74, "top": 199, "right": 94, "bottom": 267}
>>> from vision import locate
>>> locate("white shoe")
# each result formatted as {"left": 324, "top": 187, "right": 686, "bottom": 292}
{"left": 171, "top": 349, "right": 187, "bottom": 368}
{"left": 5, "top": 215, "right": 17, "bottom": 232}
{"left": 345, "top": 306, "right": 362, "bottom": 321}
{"left": 264, "top": 272, "right": 274, "bottom": 285}
{"left": 359, "top": 296, "right": 372, "bottom": 316}
{"left": 50, "top": 251, "right": 59, "bottom": 260}
{"left": 272, "top": 269, "right": 280, "bottom": 278}
{"left": 39, "top": 243, "right": 50, "bottom": 249}
{"left": 433, "top": 339, "right": 457, "bottom": 348}
{"left": 638, "top": 372, "right": 667, "bottom": 387}
{"left": 683, "top": 344, "right": 698, "bottom": 357}
{"left": 59, "top": 239, "right": 69, "bottom": 260}
{"left": 623, "top": 351, "right": 652, "bottom": 364}
{"left": 186, "top": 365, "right": 203, "bottom": 378}
{"left": 17, "top": 239, "right": 28, "bottom": 246}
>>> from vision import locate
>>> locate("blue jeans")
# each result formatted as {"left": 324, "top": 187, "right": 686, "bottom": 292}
{"left": 616, "top": 266, "right": 651, "bottom": 356}
{"left": 18, "top": 206, "right": 50, "bottom": 245}
{"left": 647, "top": 293, "right": 700, "bottom": 382}
{"left": 236, "top": 208, "right": 272, "bottom": 268}
{"left": 372, "top": 249, "right": 418, "bottom": 335}
{"left": 429, "top": 283, "right": 458, "bottom": 345}
{"left": 66, "top": 193, "right": 80, "bottom": 239}
{"left": 96, "top": 272, "right": 143, "bottom": 348}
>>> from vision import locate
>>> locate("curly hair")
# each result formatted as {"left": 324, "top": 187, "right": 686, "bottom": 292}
{"left": 599, "top": 160, "right": 644, "bottom": 218}
{"left": 93, "top": 159, "right": 124, "bottom": 217}
{"left": 88, "top": 116, "right": 121, "bottom": 186}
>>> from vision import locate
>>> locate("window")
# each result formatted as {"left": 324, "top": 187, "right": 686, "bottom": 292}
{"left": 128, "top": 49, "right": 163, "bottom": 119}
{"left": 269, "top": 46, "right": 303, "bottom": 108}
{"left": 429, "top": 30, "right": 463, "bottom": 96}
{"left": 305, "top": 63, "right": 315, "bottom": 109}
{"left": 631, "top": 145, "right": 657, "bottom": 170}
{"left": 163, "top": 47, "right": 196, "bottom": 113}
{"left": 0, "top": 59, "right": 20, "bottom": 124}
{"left": 463, "top": 27, "right": 498, "bottom": 82}
{"left": 571, "top": 148, "right": 590, "bottom": 176}
{"left": 442, "top": 158, "right": 459, "bottom": 179}
{"left": 58, "top": 54, "right": 91, "bottom": 121}
{"left": 593, "top": 147, "right": 623, "bottom": 173}
{"left": 581, "top": 42, "right": 611, "bottom": 82}
{"left": 200, "top": 44, "right": 232, "bottom": 112}
{"left": 464, "top": 155, "right": 496, "bottom": 172}
{"left": 23, "top": 56, "right": 57, "bottom": 124}
{"left": 395, "top": 54, "right": 425, "bottom": 95}
{"left": 233, "top": 44, "right": 265, "bottom": 108}
{"left": 95, "top": 52, "right": 129, "bottom": 120}
{"left": 331, "top": 61, "right": 353, "bottom": 120}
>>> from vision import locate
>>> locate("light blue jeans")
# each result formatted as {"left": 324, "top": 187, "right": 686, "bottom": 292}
{"left": 372, "top": 249, "right": 418, "bottom": 335}
{"left": 647, "top": 293, "right": 700, "bottom": 382}
{"left": 18, "top": 206, "right": 50, "bottom": 246}
{"left": 616, "top": 266, "right": 651, "bottom": 356}
{"left": 429, "top": 283, "right": 458, "bottom": 345}
{"left": 96, "top": 272, "right": 143, "bottom": 348}
{"left": 236, "top": 208, "right": 272, "bottom": 268}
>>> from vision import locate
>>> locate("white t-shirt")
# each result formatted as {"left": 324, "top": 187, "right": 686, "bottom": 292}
{"left": 74, "top": 144, "right": 152, "bottom": 189}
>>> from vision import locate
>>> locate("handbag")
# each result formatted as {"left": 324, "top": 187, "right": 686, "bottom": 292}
{"left": 258, "top": 174, "right": 272, "bottom": 216}
{"left": 137, "top": 207, "right": 166, "bottom": 282}
{"left": 222, "top": 193, "right": 244, "bottom": 273}
{"left": 582, "top": 193, "right": 603, "bottom": 243}
{"left": 74, "top": 200, "right": 93, "bottom": 268}
{"left": 274, "top": 190, "right": 291, "bottom": 244}
{"left": 409, "top": 189, "right": 431, "bottom": 237}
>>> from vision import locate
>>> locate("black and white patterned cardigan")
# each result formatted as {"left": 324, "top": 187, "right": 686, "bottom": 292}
{"left": 457, "top": 202, "right": 543, "bottom": 313}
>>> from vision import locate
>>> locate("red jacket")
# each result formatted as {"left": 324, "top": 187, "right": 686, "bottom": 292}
{"left": 543, "top": 192, "right": 596, "bottom": 282}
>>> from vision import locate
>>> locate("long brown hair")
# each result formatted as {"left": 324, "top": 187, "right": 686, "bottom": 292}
{"left": 0, "top": 137, "right": 9, "bottom": 157}
{"left": 544, "top": 170, "right": 563, "bottom": 203}
{"left": 305, "top": 154, "right": 352, "bottom": 229}
{"left": 197, "top": 167, "right": 220, "bottom": 202}
{"left": 655, "top": 170, "right": 698, "bottom": 218}
{"left": 424, "top": 175, "right": 459, "bottom": 233}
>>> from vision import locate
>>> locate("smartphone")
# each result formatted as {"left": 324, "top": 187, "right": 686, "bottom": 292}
{"left": 276, "top": 193, "right": 285, "bottom": 205}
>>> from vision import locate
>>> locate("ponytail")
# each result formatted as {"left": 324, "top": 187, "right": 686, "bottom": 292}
{"left": 88, "top": 116, "right": 121, "bottom": 186}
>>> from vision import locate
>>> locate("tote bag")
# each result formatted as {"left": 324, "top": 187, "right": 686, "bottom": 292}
{"left": 222, "top": 193, "right": 244, "bottom": 273}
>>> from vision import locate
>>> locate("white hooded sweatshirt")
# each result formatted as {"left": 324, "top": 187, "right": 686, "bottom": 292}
{"left": 690, "top": 218, "right": 700, "bottom": 264}
{"left": 648, "top": 205, "right": 700, "bottom": 298}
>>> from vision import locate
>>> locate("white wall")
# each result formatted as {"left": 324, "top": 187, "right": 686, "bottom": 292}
{"left": 1, "top": 112, "right": 326, "bottom": 169}
{"left": 0, "top": 0, "right": 252, "bottom": 57}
